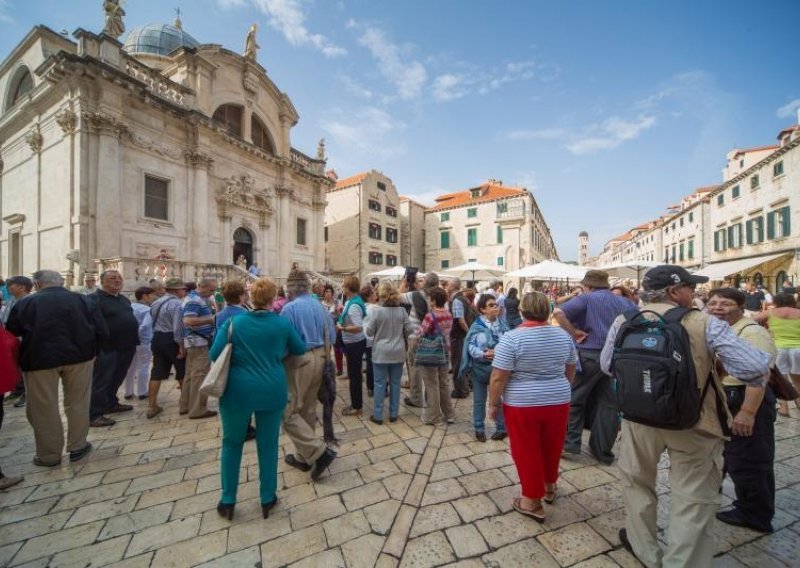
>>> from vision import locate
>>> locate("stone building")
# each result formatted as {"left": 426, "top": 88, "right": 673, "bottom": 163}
{"left": 399, "top": 196, "right": 426, "bottom": 272}
{"left": 0, "top": 10, "right": 330, "bottom": 287}
{"left": 324, "top": 170, "right": 402, "bottom": 281}
{"left": 425, "top": 179, "right": 557, "bottom": 277}
{"left": 578, "top": 231, "right": 588, "bottom": 265}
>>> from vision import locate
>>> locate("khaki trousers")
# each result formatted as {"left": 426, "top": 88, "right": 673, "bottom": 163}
{"left": 283, "top": 348, "right": 326, "bottom": 465}
{"left": 181, "top": 347, "right": 210, "bottom": 417}
{"left": 24, "top": 360, "right": 93, "bottom": 463}
{"left": 419, "top": 365, "right": 453, "bottom": 424}
{"left": 618, "top": 420, "right": 723, "bottom": 568}
{"left": 405, "top": 335, "right": 424, "bottom": 405}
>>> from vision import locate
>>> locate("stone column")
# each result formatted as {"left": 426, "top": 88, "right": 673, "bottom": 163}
{"left": 186, "top": 151, "right": 213, "bottom": 263}
{"left": 276, "top": 185, "right": 292, "bottom": 275}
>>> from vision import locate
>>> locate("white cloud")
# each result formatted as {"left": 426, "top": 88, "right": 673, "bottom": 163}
{"left": 0, "top": 0, "right": 13, "bottom": 24}
{"left": 221, "top": 0, "right": 346, "bottom": 57}
{"left": 432, "top": 74, "right": 468, "bottom": 102}
{"left": 339, "top": 75, "right": 373, "bottom": 100}
{"left": 320, "top": 106, "right": 406, "bottom": 159}
{"left": 566, "top": 114, "right": 657, "bottom": 155}
{"left": 357, "top": 27, "right": 426, "bottom": 100}
{"left": 506, "top": 128, "right": 567, "bottom": 141}
{"left": 777, "top": 98, "right": 800, "bottom": 120}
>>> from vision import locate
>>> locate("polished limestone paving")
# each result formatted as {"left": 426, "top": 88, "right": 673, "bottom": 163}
{"left": 1, "top": 378, "right": 799, "bottom": 567}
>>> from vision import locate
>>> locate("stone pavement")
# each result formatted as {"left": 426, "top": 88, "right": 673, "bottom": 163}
{"left": 1, "top": 378, "right": 800, "bottom": 567}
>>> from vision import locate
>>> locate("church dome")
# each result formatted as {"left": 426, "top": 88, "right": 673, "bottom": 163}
{"left": 122, "top": 22, "right": 200, "bottom": 57}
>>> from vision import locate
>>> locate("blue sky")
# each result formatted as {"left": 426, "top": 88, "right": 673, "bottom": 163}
{"left": 2, "top": 0, "right": 799, "bottom": 261}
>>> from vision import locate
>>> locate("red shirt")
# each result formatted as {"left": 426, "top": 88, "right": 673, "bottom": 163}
{"left": 417, "top": 307, "right": 453, "bottom": 351}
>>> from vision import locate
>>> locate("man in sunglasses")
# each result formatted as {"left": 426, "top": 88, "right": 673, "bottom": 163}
{"left": 600, "top": 265, "right": 771, "bottom": 568}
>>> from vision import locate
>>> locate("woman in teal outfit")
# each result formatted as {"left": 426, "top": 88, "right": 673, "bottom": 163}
{"left": 210, "top": 277, "right": 306, "bottom": 521}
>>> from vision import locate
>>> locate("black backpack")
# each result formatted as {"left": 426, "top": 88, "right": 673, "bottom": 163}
{"left": 611, "top": 307, "right": 711, "bottom": 430}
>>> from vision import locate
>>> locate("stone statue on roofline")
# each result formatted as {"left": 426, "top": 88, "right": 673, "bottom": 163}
{"left": 103, "top": 0, "right": 126, "bottom": 39}
{"left": 316, "top": 138, "right": 326, "bottom": 161}
{"left": 244, "top": 23, "right": 260, "bottom": 60}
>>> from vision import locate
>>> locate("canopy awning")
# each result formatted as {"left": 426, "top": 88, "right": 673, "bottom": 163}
{"left": 506, "top": 259, "right": 588, "bottom": 280}
{"left": 693, "top": 252, "right": 791, "bottom": 280}
{"left": 366, "top": 266, "right": 406, "bottom": 279}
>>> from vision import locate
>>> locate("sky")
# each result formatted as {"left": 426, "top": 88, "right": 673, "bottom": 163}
{"left": 2, "top": 0, "right": 799, "bottom": 261}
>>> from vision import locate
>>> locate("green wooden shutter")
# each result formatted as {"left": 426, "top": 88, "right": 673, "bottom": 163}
{"left": 757, "top": 217, "right": 764, "bottom": 242}
{"left": 781, "top": 206, "right": 791, "bottom": 237}
{"left": 727, "top": 226, "right": 734, "bottom": 248}
{"left": 440, "top": 231, "right": 450, "bottom": 249}
{"left": 745, "top": 220, "right": 753, "bottom": 244}
{"left": 767, "top": 212, "right": 776, "bottom": 239}
{"left": 497, "top": 225, "right": 503, "bottom": 244}
{"left": 714, "top": 231, "right": 719, "bottom": 252}
{"left": 737, "top": 224, "right": 743, "bottom": 248}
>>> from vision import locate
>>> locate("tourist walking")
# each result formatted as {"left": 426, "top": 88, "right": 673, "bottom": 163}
{"left": 415, "top": 287, "right": 455, "bottom": 425}
{"left": 365, "top": 281, "right": 412, "bottom": 424}
{"left": 211, "top": 278, "right": 305, "bottom": 521}
{"left": 122, "top": 286, "right": 155, "bottom": 400}
{"left": 600, "top": 265, "right": 771, "bottom": 568}
{"left": 400, "top": 272, "right": 440, "bottom": 407}
{"left": 216, "top": 281, "right": 248, "bottom": 331}
{"left": 362, "top": 284, "right": 378, "bottom": 397}
{"left": 181, "top": 278, "right": 218, "bottom": 419}
{"left": 89, "top": 270, "right": 139, "bottom": 427}
{"left": 553, "top": 269, "right": 636, "bottom": 464}
{"left": 5, "top": 270, "right": 98, "bottom": 466}
{"left": 338, "top": 276, "right": 367, "bottom": 416}
{"left": 707, "top": 288, "right": 777, "bottom": 534}
{"left": 754, "top": 292, "right": 800, "bottom": 416}
{"left": 280, "top": 267, "right": 337, "bottom": 480}
{"left": 462, "top": 294, "right": 509, "bottom": 442}
{"left": 147, "top": 278, "right": 187, "bottom": 419}
{"left": 503, "top": 287, "right": 522, "bottom": 329}
{"left": 488, "top": 292, "right": 577, "bottom": 522}
{"left": 448, "top": 278, "right": 475, "bottom": 399}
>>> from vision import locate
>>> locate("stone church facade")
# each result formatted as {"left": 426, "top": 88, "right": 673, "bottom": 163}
{"left": 0, "top": 13, "right": 331, "bottom": 287}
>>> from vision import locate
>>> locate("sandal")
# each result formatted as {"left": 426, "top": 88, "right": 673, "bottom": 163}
{"left": 513, "top": 497, "right": 546, "bottom": 523}
{"left": 544, "top": 484, "right": 557, "bottom": 504}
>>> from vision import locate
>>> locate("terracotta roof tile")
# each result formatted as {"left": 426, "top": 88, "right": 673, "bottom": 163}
{"left": 693, "top": 184, "right": 719, "bottom": 194}
{"left": 428, "top": 182, "right": 527, "bottom": 211}
{"left": 333, "top": 172, "right": 369, "bottom": 190}
{"left": 732, "top": 145, "right": 779, "bottom": 157}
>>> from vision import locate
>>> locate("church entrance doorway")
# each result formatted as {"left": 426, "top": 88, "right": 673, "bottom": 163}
{"left": 233, "top": 227, "right": 254, "bottom": 267}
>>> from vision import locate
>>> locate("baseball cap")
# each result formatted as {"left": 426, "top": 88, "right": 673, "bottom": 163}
{"left": 642, "top": 265, "right": 709, "bottom": 291}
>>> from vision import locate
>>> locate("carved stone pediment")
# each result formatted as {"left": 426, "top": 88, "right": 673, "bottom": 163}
{"left": 217, "top": 175, "right": 273, "bottom": 228}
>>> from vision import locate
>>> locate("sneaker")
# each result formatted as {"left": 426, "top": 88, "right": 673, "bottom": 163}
{"left": 490, "top": 432, "right": 507, "bottom": 441}
{"left": 0, "top": 475, "right": 24, "bottom": 490}
{"left": 107, "top": 403, "right": 133, "bottom": 413}
{"left": 450, "top": 391, "right": 468, "bottom": 399}
{"left": 341, "top": 406, "right": 362, "bottom": 416}
{"left": 123, "top": 394, "right": 134, "bottom": 400}
{"left": 137, "top": 395, "right": 148, "bottom": 400}
{"left": 90, "top": 416, "right": 116, "bottom": 427}
{"left": 69, "top": 442, "right": 93, "bottom": 462}
{"left": 716, "top": 509, "right": 773, "bottom": 533}
{"left": 146, "top": 406, "right": 163, "bottom": 419}
{"left": 389, "top": 416, "right": 399, "bottom": 423}
{"left": 189, "top": 410, "right": 218, "bottom": 420}
{"left": 310, "top": 448, "right": 337, "bottom": 481}
{"left": 33, "top": 456, "right": 61, "bottom": 467}
{"left": 13, "top": 394, "right": 26, "bottom": 408}
{"left": 403, "top": 397, "right": 421, "bottom": 408}
{"left": 475, "top": 431, "right": 487, "bottom": 442}
{"left": 369, "top": 416, "right": 383, "bottom": 425}
{"left": 446, "top": 416, "right": 456, "bottom": 424}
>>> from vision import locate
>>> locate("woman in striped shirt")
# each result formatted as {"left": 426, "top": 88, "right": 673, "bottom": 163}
{"left": 488, "top": 292, "right": 577, "bottom": 522}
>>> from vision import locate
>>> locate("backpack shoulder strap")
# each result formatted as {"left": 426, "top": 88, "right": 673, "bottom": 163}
{"left": 735, "top": 323, "right": 759, "bottom": 336}
{"left": 623, "top": 308, "right": 642, "bottom": 322}
{"left": 662, "top": 306, "right": 696, "bottom": 323}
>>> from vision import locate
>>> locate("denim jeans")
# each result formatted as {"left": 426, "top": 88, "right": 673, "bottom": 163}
{"left": 373, "top": 363, "right": 403, "bottom": 421}
{"left": 472, "top": 372, "right": 505, "bottom": 434}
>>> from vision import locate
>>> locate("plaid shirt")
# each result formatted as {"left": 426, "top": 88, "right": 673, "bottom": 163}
{"left": 416, "top": 307, "right": 453, "bottom": 351}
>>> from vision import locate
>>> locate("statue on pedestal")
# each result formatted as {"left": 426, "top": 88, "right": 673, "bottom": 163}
{"left": 244, "top": 23, "right": 260, "bottom": 60}
{"left": 316, "top": 138, "right": 326, "bottom": 161}
{"left": 103, "top": 0, "right": 126, "bottom": 39}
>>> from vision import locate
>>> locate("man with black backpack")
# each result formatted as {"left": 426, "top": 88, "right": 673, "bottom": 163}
{"left": 600, "top": 265, "right": 771, "bottom": 568}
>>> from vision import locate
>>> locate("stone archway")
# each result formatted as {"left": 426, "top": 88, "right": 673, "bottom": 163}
{"left": 233, "top": 227, "right": 254, "bottom": 266}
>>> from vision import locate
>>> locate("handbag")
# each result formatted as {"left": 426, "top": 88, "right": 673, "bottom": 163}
{"left": 414, "top": 311, "right": 448, "bottom": 367}
{"left": 318, "top": 317, "right": 337, "bottom": 443}
{"left": 768, "top": 366, "right": 799, "bottom": 401}
{"left": 200, "top": 317, "right": 234, "bottom": 398}
{"left": 0, "top": 326, "right": 20, "bottom": 394}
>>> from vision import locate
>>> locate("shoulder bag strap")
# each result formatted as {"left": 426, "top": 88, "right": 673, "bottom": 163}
{"left": 323, "top": 313, "right": 332, "bottom": 361}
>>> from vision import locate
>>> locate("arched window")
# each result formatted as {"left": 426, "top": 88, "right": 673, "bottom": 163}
{"left": 4, "top": 67, "right": 33, "bottom": 112}
{"left": 212, "top": 104, "right": 243, "bottom": 137}
{"left": 251, "top": 114, "right": 275, "bottom": 154}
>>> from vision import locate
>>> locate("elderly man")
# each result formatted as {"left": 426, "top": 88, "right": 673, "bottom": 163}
{"left": 707, "top": 287, "right": 778, "bottom": 533}
{"left": 147, "top": 278, "right": 187, "bottom": 418}
{"left": 89, "top": 270, "right": 139, "bottom": 427}
{"left": 6, "top": 270, "right": 99, "bottom": 466}
{"left": 181, "top": 278, "right": 218, "bottom": 419}
{"left": 600, "top": 265, "right": 771, "bottom": 568}
{"left": 280, "top": 267, "right": 337, "bottom": 481}
{"left": 399, "top": 272, "right": 440, "bottom": 407}
{"left": 148, "top": 279, "right": 166, "bottom": 298}
{"left": 554, "top": 269, "right": 636, "bottom": 464}
{"left": 76, "top": 273, "right": 98, "bottom": 295}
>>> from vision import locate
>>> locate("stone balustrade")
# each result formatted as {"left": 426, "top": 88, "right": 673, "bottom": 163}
{"left": 124, "top": 58, "right": 191, "bottom": 108}
{"left": 290, "top": 148, "right": 325, "bottom": 176}
{"left": 94, "top": 257, "right": 244, "bottom": 292}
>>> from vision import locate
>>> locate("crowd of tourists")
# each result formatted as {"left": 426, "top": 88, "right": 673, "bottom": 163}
{"left": 1, "top": 263, "right": 799, "bottom": 568}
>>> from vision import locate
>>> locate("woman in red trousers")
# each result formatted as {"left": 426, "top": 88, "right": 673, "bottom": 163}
{"left": 488, "top": 292, "right": 577, "bottom": 522}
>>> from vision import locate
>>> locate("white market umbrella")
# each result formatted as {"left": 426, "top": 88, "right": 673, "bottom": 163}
{"left": 600, "top": 261, "right": 661, "bottom": 284}
{"left": 366, "top": 266, "right": 407, "bottom": 279}
{"left": 506, "top": 259, "right": 588, "bottom": 281}
{"left": 444, "top": 261, "right": 506, "bottom": 282}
